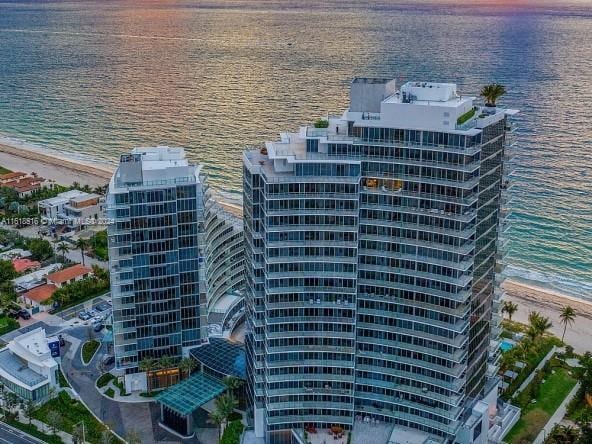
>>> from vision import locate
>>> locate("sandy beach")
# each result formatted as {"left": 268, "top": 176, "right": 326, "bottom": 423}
{"left": 0, "top": 141, "right": 114, "bottom": 187}
{"left": 503, "top": 279, "right": 592, "bottom": 354}
{"left": 1, "top": 139, "right": 589, "bottom": 353}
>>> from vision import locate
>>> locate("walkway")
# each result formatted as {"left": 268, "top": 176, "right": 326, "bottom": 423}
{"left": 60, "top": 331, "right": 193, "bottom": 443}
{"left": 533, "top": 382, "right": 581, "bottom": 444}
{"left": 511, "top": 346, "right": 561, "bottom": 400}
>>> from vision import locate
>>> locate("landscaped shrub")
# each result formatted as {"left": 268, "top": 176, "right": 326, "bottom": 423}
{"left": 81, "top": 340, "right": 100, "bottom": 364}
{"left": 96, "top": 372, "right": 115, "bottom": 388}
{"left": 221, "top": 420, "right": 244, "bottom": 444}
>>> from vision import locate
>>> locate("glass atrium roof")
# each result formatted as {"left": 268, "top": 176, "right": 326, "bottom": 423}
{"left": 155, "top": 372, "right": 225, "bottom": 416}
{"left": 190, "top": 337, "right": 246, "bottom": 379}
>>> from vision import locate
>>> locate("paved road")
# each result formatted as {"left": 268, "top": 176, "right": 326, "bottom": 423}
{"left": 0, "top": 422, "right": 44, "bottom": 444}
{"left": 57, "top": 293, "right": 111, "bottom": 321}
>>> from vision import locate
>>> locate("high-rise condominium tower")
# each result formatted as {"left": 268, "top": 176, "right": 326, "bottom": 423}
{"left": 107, "top": 147, "right": 208, "bottom": 375}
{"left": 243, "top": 79, "right": 517, "bottom": 444}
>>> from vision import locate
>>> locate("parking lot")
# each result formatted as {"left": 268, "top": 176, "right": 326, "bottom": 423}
{"left": 57, "top": 292, "right": 111, "bottom": 321}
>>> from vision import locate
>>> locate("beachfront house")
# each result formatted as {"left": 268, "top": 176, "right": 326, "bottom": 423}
{"left": 0, "top": 327, "right": 60, "bottom": 402}
{"left": 38, "top": 189, "right": 104, "bottom": 231}
{"left": 0, "top": 171, "right": 51, "bottom": 198}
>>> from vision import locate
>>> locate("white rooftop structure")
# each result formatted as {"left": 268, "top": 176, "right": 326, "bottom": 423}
{"left": 111, "top": 146, "right": 203, "bottom": 189}
{"left": 13, "top": 263, "right": 61, "bottom": 292}
{"left": 0, "top": 327, "right": 59, "bottom": 401}
{"left": 0, "top": 248, "right": 32, "bottom": 260}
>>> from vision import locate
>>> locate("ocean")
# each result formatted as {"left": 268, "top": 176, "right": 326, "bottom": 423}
{"left": 0, "top": 0, "right": 591, "bottom": 299}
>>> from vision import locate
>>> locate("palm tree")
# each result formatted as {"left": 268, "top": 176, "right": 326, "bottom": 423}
{"left": 480, "top": 83, "right": 506, "bottom": 107}
{"left": 75, "top": 238, "right": 88, "bottom": 266}
{"left": 223, "top": 375, "right": 244, "bottom": 398}
{"left": 528, "top": 311, "right": 553, "bottom": 340}
{"left": 215, "top": 393, "right": 238, "bottom": 429}
{"left": 208, "top": 410, "right": 224, "bottom": 441}
{"left": 178, "top": 357, "right": 197, "bottom": 379}
{"left": 56, "top": 241, "right": 70, "bottom": 262}
{"left": 559, "top": 306, "right": 577, "bottom": 343}
{"left": 501, "top": 301, "right": 518, "bottom": 321}
{"left": 158, "top": 355, "right": 175, "bottom": 388}
{"left": 138, "top": 357, "right": 158, "bottom": 393}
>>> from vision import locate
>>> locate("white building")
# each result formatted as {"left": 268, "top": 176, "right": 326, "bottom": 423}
{"left": 38, "top": 189, "right": 104, "bottom": 230}
{"left": 0, "top": 327, "right": 60, "bottom": 402}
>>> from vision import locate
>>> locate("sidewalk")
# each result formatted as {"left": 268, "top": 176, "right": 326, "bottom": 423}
{"left": 533, "top": 382, "right": 581, "bottom": 444}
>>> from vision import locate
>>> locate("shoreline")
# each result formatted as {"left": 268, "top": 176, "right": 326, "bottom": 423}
{"left": 1, "top": 138, "right": 590, "bottom": 352}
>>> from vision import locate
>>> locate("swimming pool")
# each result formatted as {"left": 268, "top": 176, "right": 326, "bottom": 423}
{"left": 500, "top": 339, "right": 515, "bottom": 352}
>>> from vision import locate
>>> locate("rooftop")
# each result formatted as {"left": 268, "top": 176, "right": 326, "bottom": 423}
{"left": 155, "top": 372, "right": 226, "bottom": 416}
{"left": 112, "top": 146, "right": 204, "bottom": 189}
{"left": 0, "top": 171, "right": 27, "bottom": 180}
{"left": 190, "top": 337, "right": 246, "bottom": 379}
{"left": 38, "top": 189, "right": 94, "bottom": 207}
{"left": 12, "top": 258, "right": 40, "bottom": 273}
{"left": 0, "top": 349, "right": 47, "bottom": 387}
{"left": 23, "top": 284, "right": 57, "bottom": 303}
{"left": 46, "top": 264, "right": 92, "bottom": 284}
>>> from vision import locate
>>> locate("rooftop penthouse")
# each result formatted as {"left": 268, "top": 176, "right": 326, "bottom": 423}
{"left": 245, "top": 78, "right": 518, "bottom": 178}
{"left": 111, "top": 146, "right": 204, "bottom": 189}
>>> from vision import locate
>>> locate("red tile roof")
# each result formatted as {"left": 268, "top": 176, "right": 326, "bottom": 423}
{"left": 0, "top": 171, "right": 27, "bottom": 180}
{"left": 46, "top": 264, "right": 93, "bottom": 284}
{"left": 23, "top": 284, "right": 57, "bottom": 303}
{"left": 12, "top": 258, "right": 41, "bottom": 273}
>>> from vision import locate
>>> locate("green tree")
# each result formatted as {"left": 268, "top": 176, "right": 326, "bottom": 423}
{"left": 28, "top": 238, "right": 53, "bottom": 261}
{"left": 139, "top": 357, "right": 158, "bottom": 393}
{"left": 158, "top": 355, "right": 175, "bottom": 387}
{"left": 480, "top": 83, "right": 506, "bottom": 107}
{"left": 75, "top": 238, "right": 89, "bottom": 266}
{"left": 56, "top": 242, "right": 70, "bottom": 262}
{"left": 215, "top": 393, "right": 238, "bottom": 429}
{"left": 528, "top": 311, "right": 553, "bottom": 340}
{"left": 208, "top": 409, "right": 224, "bottom": 442}
{"left": 178, "top": 357, "right": 197, "bottom": 379}
{"left": 46, "top": 410, "right": 62, "bottom": 434}
{"left": 559, "top": 305, "right": 577, "bottom": 343}
{"left": 501, "top": 300, "right": 518, "bottom": 321}
{"left": 223, "top": 375, "right": 243, "bottom": 398}
{"left": 0, "top": 259, "right": 16, "bottom": 282}
{"left": 23, "top": 399, "right": 35, "bottom": 424}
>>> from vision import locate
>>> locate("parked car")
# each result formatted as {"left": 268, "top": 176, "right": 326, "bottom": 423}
{"left": 18, "top": 310, "right": 31, "bottom": 320}
{"left": 78, "top": 311, "right": 91, "bottom": 321}
{"left": 7, "top": 309, "right": 19, "bottom": 319}
{"left": 96, "top": 302, "right": 111, "bottom": 312}
{"left": 101, "top": 355, "right": 114, "bottom": 366}
{"left": 93, "top": 323, "right": 104, "bottom": 332}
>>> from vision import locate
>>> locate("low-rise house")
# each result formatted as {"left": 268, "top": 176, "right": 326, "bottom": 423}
{"left": 0, "top": 327, "right": 60, "bottom": 402}
{"left": 0, "top": 248, "right": 32, "bottom": 260}
{"left": 13, "top": 264, "right": 61, "bottom": 293}
{"left": 38, "top": 190, "right": 104, "bottom": 230}
{"left": 12, "top": 258, "right": 41, "bottom": 273}
{"left": 21, "top": 284, "right": 58, "bottom": 311}
{"left": 0, "top": 172, "right": 50, "bottom": 198}
{"left": 46, "top": 264, "right": 93, "bottom": 288}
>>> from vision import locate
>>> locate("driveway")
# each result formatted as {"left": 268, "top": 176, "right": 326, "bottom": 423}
{"left": 60, "top": 329, "right": 195, "bottom": 443}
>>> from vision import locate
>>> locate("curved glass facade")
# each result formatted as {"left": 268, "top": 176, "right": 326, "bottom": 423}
{"left": 244, "top": 80, "right": 516, "bottom": 444}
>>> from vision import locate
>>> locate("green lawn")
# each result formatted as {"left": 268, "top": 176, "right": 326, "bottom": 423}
{"left": 32, "top": 391, "right": 121, "bottom": 444}
{"left": 456, "top": 108, "right": 476, "bottom": 125}
{"left": 506, "top": 367, "right": 577, "bottom": 443}
{"left": 58, "top": 368, "right": 70, "bottom": 388}
{"left": 81, "top": 340, "right": 100, "bottom": 364}
{"left": 0, "top": 315, "right": 20, "bottom": 335}
{"left": 0, "top": 165, "right": 12, "bottom": 175}
{"left": 105, "top": 387, "right": 115, "bottom": 398}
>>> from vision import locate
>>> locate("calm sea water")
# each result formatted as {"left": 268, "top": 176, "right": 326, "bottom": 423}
{"left": 0, "top": 0, "right": 591, "bottom": 298}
